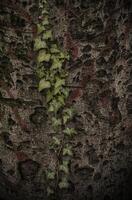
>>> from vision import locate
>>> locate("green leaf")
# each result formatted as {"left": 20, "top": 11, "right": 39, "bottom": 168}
{"left": 43, "top": 30, "right": 53, "bottom": 40}
{"left": 58, "top": 95, "right": 65, "bottom": 105}
{"left": 63, "top": 108, "right": 74, "bottom": 118}
{"left": 50, "top": 44, "right": 60, "bottom": 53}
{"left": 60, "top": 52, "right": 70, "bottom": 60}
{"left": 59, "top": 177, "right": 69, "bottom": 189}
{"left": 52, "top": 117, "right": 62, "bottom": 129}
{"left": 63, "top": 108, "right": 74, "bottom": 124}
{"left": 59, "top": 164, "right": 69, "bottom": 174}
{"left": 63, "top": 128, "right": 76, "bottom": 137}
{"left": 51, "top": 58, "right": 62, "bottom": 70}
{"left": 62, "top": 88, "right": 69, "bottom": 99}
{"left": 34, "top": 37, "right": 47, "bottom": 51}
{"left": 36, "top": 68, "right": 45, "bottom": 79}
{"left": 55, "top": 78, "right": 65, "bottom": 89}
{"left": 42, "top": 17, "right": 49, "bottom": 25}
{"left": 63, "top": 114, "right": 70, "bottom": 124}
{"left": 63, "top": 145, "right": 73, "bottom": 156}
{"left": 48, "top": 105, "right": 54, "bottom": 112}
{"left": 42, "top": 9, "right": 49, "bottom": 15}
{"left": 37, "top": 50, "right": 51, "bottom": 63}
{"left": 46, "top": 170, "right": 55, "bottom": 180}
{"left": 48, "top": 99, "right": 63, "bottom": 113}
{"left": 54, "top": 86, "right": 61, "bottom": 95}
{"left": 39, "top": 79, "right": 51, "bottom": 92}
{"left": 52, "top": 136, "right": 60, "bottom": 146}
{"left": 46, "top": 90, "right": 53, "bottom": 103}
{"left": 37, "top": 24, "right": 45, "bottom": 34}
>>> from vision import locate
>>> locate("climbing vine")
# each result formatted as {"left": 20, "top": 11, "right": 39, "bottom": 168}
{"left": 34, "top": 0, "right": 77, "bottom": 197}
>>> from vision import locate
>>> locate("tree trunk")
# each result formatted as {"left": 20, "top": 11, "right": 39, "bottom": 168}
{"left": 0, "top": 0, "right": 132, "bottom": 200}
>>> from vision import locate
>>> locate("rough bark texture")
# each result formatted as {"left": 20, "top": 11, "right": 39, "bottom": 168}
{"left": 0, "top": 0, "right": 132, "bottom": 200}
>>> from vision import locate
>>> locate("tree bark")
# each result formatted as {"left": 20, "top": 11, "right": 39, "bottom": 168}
{"left": 0, "top": 0, "right": 132, "bottom": 199}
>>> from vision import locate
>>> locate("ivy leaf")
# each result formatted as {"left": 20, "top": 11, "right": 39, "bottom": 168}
{"left": 60, "top": 52, "right": 70, "bottom": 60}
{"left": 39, "top": 79, "right": 51, "bottom": 92}
{"left": 42, "top": 17, "right": 49, "bottom": 26}
{"left": 59, "top": 177, "right": 69, "bottom": 189}
{"left": 37, "top": 50, "right": 51, "bottom": 63}
{"left": 50, "top": 44, "right": 60, "bottom": 53}
{"left": 42, "top": 9, "right": 49, "bottom": 15}
{"left": 52, "top": 117, "right": 62, "bottom": 129}
{"left": 63, "top": 145, "right": 73, "bottom": 156}
{"left": 63, "top": 128, "right": 76, "bottom": 137}
{"left": 55, "top": 78, "right": 65, "bottom": 89}
{"left": 58, "top": 95, "right": 65, "bottom": 105}
{"left": 48, "top": 103, "right": 54, "bottom": 112}
{"left": 51, "top": 136, "right": 60, "bottom": 146}
{"left": 63, "top": 114, "right": 70, "bottom": 124}
{"left": 48, "top": 98, "right": 62, "bottom": 113}
{"left": 34, "top": 37, "right": 47, "bottom": 51}
{"left": 63, "top": 108, "right": 74, "bottom": 124}
{"left": 62, "top": 88, "right": 69, "bottom": 99}
{"left": 51, "top": 58, "right": 62, "bottom": 70}
{"left": 43, "top": 30, "right": 53, "bottom": 40}
{"left": 59, "top": 163, "right": 69, "bottom": 174}
{"left": 36, "top": 68, "right": 45, "bottom": 79}
{"left": 37, "top": 24, "right": 45, "bottom": 34}
{"left": 54, "top": 86, "right": 61, "bottom": 95}
{"left": 46, "top": 90, "right": 53, "bottom": 103}
{"left": 64, "top": 108, "right": 74, "bottom": 117}
{"left": 46, "top": 170, "right": 55, "bottom": 180}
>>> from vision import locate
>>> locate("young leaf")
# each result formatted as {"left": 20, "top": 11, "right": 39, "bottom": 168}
{"left": 48, "top": 102, "right": 54, "bottom": 112}
{"left": 51, "top": 58, "right": 62, "bottom": 70}
{"left": 63, "top": 115, "right": 68, "bottom": 124}
{"left": 42, "top": 9, "right": 49, "bottom": 15}
{"left": 43, "top": 30, "right": 52, "bottom": 40}
{"left": 50, "top": 44, "right": 60, "bottom": 53}
{"left": 39, "top": 79, "right": 51, "bottom": 92}
{"left": 55, "top": 78, "right": 65, "bottom": 89}
{"left": 36, "top": 68, "right": 45, "bottom": 79}
{"left": 46, "top": 170, "right": 55, "bottom": 180}
{"left": 54, "top": 86, "right": 61, "bottom": 95}
{"left": 37, "top": 24, "right": 45, "bottom": 34}
{"left": 34, "top": 37, "right": 47, "bottom": 51}
{"left": 63, "top": 128, "right": 76, "bottom": 137}
{"left": 49, "top": 99, "right": 62, "bottom": 113}
{"left": 52, "top": 117, "right": 62, "bottom": 129}
{"left": 52, "top": 136, "right": 60, "bottom": 146}
{"left": 63, "top": 145, "right": 73, "bottom": 156}
{"left": 59, "top": 177, "right": 69, "bottom": 189}
{"left": 63, "top": 108, "right": 74, "bottom": 119}
{"left": 37, "top": 50, "right": 51, "bottom": 63}
{"left": 63, "top": 108, "right": 74, "bottom": 124}
{"left": 42, "top": 17, "right": 49, "bottom": 26}
{"left": 46, "top": 90, "right": 53, "bottom": 103}
{"left": 59, "top": 164, "right": 69, "bottom": 174}
{"left": 58, "top": 95, "right": 65, "bottom": 105}
{"left": 62, "top": 88, "right": 69, "bottom": 99}
{"left": 60, "top": 52, "right": 70, "bottom": 60}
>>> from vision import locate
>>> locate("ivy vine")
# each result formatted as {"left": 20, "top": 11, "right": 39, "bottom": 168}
{"left": 34, "top": 0, "right": 77, "bottom": 197}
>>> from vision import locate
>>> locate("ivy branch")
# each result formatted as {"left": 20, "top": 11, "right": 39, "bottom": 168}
{"left": 34, "top": 0, "right": 77, "bottom": 196}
